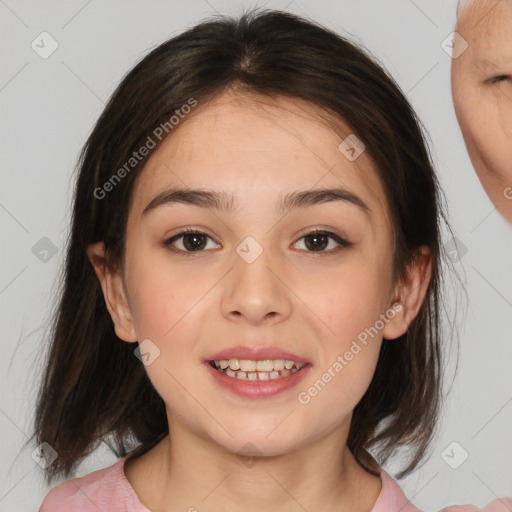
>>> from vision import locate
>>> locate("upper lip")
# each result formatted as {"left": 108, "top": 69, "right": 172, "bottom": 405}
{"left": 205, "top": 344, "right": 310, "bottom": 364}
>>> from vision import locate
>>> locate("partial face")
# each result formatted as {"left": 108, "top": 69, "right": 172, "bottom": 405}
{"left": 113, "top": 91, "right": 403, "bottom": 457}
{"left": 452, "top": 0, "right": 512, "bottom": 224}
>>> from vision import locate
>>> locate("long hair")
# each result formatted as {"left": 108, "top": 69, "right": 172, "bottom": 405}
{"left": 29, "top": 8, "right": 458, "bottom": 484}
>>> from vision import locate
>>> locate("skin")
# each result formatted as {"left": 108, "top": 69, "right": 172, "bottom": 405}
{"left": 87, "top": 90, "right": 432, "bottom": 512}
{"left": 452, "top": 0, "right": 512, "bottom": 225}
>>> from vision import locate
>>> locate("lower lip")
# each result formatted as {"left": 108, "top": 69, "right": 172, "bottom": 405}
{"left": 203, "top": 362, "right": 312, "bottom": 399}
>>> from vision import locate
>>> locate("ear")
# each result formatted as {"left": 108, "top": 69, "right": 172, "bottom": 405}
{"left": 86, "top": 241, "right": 138, "bottom": 343}
{"left": 382, "top": 246, "right": 432, "bottom": 340}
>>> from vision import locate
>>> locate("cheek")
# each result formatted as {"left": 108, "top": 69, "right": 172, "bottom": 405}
{"left": 298, "top": 288, "right": 385, "bottom": 436}
{"left": 309, "top": 265, "right": 388, "bottom": 398}
{"left": 462, "top": 107, "right": 512, "bottom": 181}
{"left": 321, "top": 287, "right": 382, "bottom": 337}
{"left": 126, "top": 255, "right": 206, "bottom": 356}
{"left": 454, "top": 82, "right": 512, "bottom": 178}
{"left": 487, "top": 97, "right": 512, "bottom": 161}
{"left": 127, "top": 265, "right": 212, "bottom": 424}
{"left": 129, "top": 275, "right": 176, "bottom": 340}
{"left": 301, "top": 254, "right": 391, "bottom": 398}
{"left": 296, "top": 324, "right": 383, "bottom": 437}
{"left": 317, "top": 258, "right": 391, "bottom": 337}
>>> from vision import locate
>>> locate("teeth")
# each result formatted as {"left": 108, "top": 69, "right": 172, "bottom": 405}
{"left": 272, "top": 360, "right": 285, "bottom": 371}
{"left": 239, "top": 359, "right": 257, "bottom": 372}
{"left": 256, "top": 360, "right": 273, "bottom": 372}
{"left": 212, "top": 358, "right": 306, "bottom": 380}
{"left": 216, "top": 358, "right": 305, "bottom": 372}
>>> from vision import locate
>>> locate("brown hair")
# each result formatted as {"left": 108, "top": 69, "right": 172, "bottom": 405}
{"left": 28, "top": 8, "right": 459, "bottom": 484}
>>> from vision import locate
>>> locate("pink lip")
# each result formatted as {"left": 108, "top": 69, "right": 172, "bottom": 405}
{"left": 204, "top": 344, "right": 310, "bottom": 364}
{"left": 203, "top": 360, "right": 312, "bottom": 399}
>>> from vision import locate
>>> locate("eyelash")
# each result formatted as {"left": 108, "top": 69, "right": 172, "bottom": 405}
{"left": 162, "top": 228, "right": 352, "bottom": 257}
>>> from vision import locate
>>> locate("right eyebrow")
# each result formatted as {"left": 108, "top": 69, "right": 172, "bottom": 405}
{"left": 142, "top": 188, "right": 237, "bottom": 217}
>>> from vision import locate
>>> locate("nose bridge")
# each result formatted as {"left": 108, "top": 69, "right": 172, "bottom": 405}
{"left": 221, "top": 234, "right": 291, "bottom": 323}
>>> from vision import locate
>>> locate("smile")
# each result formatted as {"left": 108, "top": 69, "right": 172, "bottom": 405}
{"left": 209, "top": 358, "right": 306, "bottom": 380}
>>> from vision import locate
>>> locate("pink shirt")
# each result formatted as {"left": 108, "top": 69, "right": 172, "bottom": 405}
{"left": 39, "top": 456, "right": 512, "bottom": 512}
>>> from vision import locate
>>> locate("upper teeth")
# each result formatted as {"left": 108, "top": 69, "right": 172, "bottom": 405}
{"left": 215, "top": 359, "right": 305, "bottom": 372}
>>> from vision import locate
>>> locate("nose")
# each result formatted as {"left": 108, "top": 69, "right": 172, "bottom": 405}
{"left": 220, "top": 241, "right": 293, "bottom": 326}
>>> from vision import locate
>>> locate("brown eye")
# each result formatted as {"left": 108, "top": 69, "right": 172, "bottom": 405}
{"left": 304, "top": 233, "right": 330, "bottom": 251}
{"left": 163, "top": 229, "right": 219, "bottom": 256}
{"left": 293, "top": 230, "right": 352, "bottom": 254}
{"left": 179, "top": 232, "right": 207, "bottom": 251}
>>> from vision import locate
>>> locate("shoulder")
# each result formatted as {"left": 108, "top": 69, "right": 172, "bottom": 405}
{"left": 39, "top": 456, "right": 148, "bottom": 512}
{"left": 371, "top": 468, "right": 421, "bottom": 511}
{"left": 373, "top": 469, "right": 512, "bottom": 512}
{"left": 440, "top": 497, "right": 512, "bottom": 512}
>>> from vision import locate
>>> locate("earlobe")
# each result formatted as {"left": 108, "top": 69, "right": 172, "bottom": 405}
{"left": 86, "top": 241, "right": 138, "bottom": 343}
{"left": 382, "top": 246, "right": 433, "bottom": 340}
{"left": 382, "top": 299, "right": 408, "bottom": 340}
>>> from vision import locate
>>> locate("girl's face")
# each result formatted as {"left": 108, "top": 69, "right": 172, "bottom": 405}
{"left": 100, "top": 91, "right": 417, "bottom": 458}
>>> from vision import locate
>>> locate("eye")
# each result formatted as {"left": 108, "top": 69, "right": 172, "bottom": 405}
{"left": 163, "top": 228, "right": 219, "bottom": 256}
{"left": 486, "top": 74, "right": 510, "bottom": 84}
{"left": 292, "top": 229, "right": 352, "bottom": 255}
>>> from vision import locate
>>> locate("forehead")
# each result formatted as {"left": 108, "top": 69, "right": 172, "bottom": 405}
{"left": 457, "top": 0, "right": 512, "bottom": 44}
{"left": 130, "top": 91, "right": 391, "bottom": 228}
{"left": 454, "top": 0, "right": 512, "bottom": 80}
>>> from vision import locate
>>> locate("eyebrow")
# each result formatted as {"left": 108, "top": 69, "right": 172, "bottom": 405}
{"left": 475, "top": 55, "right": 512, "bottom": 69}
{"left": 142, "top": 186, "right": 371, "bottom": 218}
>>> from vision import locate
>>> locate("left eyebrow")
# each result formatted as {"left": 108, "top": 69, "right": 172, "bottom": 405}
{"left": 142, "top": 186, "right": 371, "bottom": 219}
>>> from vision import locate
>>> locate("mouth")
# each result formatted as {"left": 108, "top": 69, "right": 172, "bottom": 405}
{"left": 208, "top": 359, "right": 309, "bottom": 381}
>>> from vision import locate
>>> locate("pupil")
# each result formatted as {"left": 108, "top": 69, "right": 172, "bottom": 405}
{"left": 306, "top": 234, "right": 327, "bottom": 251}
{"left": 184, "top": 233, "right": 206, "bottom": 251}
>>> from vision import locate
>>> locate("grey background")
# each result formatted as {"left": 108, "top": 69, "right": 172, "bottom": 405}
{"left": 1, "top": 0, "right": 511, "bottom": 511}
